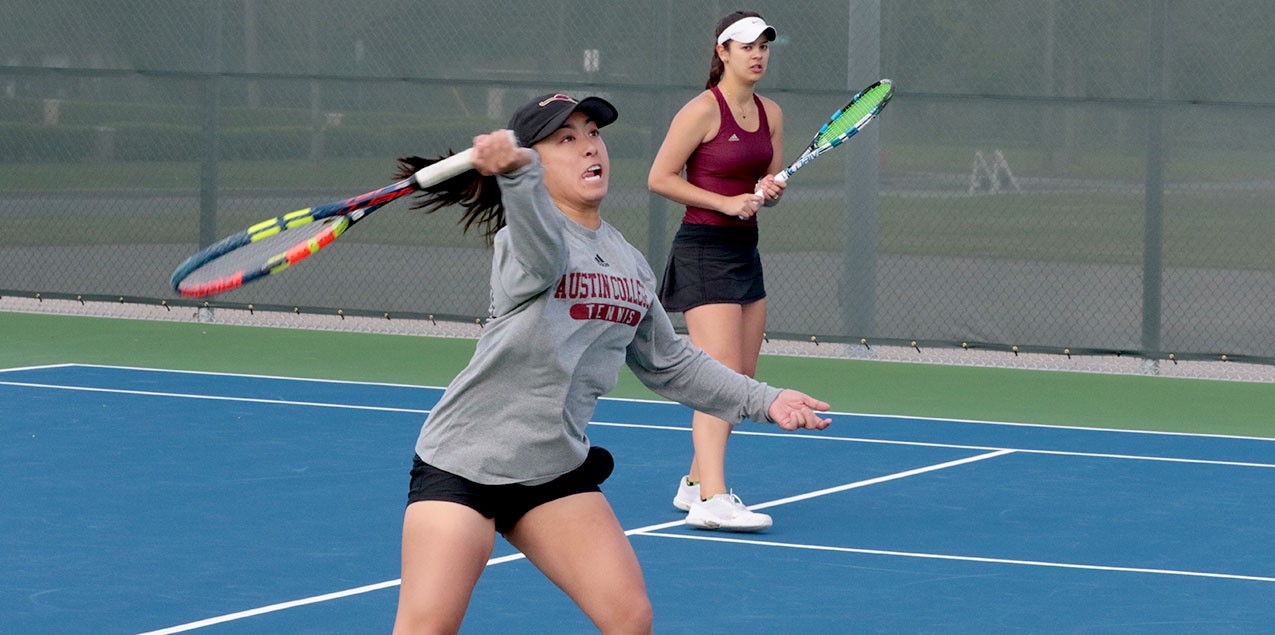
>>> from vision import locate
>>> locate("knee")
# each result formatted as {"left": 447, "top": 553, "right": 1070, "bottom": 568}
{"left": 393, "top": 608, "right": 464, "bottom": 635}
{"left": 595, "top": 595, "right": 653, "bottom": 635}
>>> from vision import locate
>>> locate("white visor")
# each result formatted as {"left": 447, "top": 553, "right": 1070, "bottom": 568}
{"left": 716, "top": 16, "right": 777, "bottom": 45}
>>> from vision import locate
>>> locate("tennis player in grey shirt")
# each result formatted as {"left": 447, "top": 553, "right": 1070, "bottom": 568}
{"left": 394, "top": 92, "right": 832, "bottom": 634}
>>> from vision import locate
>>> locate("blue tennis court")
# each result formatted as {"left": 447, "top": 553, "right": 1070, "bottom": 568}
{"left": 3, "top": 364, "right": 1274, "bottom": 634}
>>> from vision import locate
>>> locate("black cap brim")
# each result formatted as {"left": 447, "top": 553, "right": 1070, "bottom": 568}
{"left": 514, "top": 95, "right": 619, "bottom": 147}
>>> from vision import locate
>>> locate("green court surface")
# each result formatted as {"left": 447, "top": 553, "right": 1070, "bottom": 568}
{"left": 3, "top": 310, "right": 1273, "bottom": 438}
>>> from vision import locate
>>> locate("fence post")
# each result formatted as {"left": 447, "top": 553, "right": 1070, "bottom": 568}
{"left": 645, "top": 0, "right": 674, "bottom": 280}
{"left": 1141, "top": 1, "right": 1167, "bottom": 360}
{"left": 199, "top": 0, "right": 224, "bottom": 250}
{"left": 842, "top": 0, "right": 882, "bottom": 339}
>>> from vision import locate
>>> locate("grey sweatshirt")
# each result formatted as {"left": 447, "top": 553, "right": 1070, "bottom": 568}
{"left": 414, "top": 158, "right": 782, "bottom": 485}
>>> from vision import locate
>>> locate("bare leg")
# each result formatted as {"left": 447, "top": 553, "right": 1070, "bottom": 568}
{"left": 393, "top": 501, "right": 497, "bottom": 635}
{"left": 505, "top": 492, "right": 653, "bottom": 634}
{"left": 683, "top": 299, "right": 767, "bottom": 498}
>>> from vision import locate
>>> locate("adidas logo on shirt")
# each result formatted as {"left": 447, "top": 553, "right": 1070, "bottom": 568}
{"left": 594, "top": 254, "right": 610, "bottom": 267}
{"left": 727, "top": 133, "right": 741, "bottom": 142}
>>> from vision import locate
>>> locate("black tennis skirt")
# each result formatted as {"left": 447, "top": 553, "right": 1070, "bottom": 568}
{"left": 658, "top": 223, "right": 765, "bottom": 313}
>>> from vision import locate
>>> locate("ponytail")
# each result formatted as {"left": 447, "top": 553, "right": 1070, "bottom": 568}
{"left": 394, "top": 154, "right": 506, "bottom": 245}
{"left": 705, "top": 50, "right": 725, "bottom": 89}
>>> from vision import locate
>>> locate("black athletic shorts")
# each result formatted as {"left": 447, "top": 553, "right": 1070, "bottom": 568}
{"left": 406, "top": 446, "right": 615, "bottom": 534}
{"left": 658, "top": 223, "right": 765, "bottom": 313}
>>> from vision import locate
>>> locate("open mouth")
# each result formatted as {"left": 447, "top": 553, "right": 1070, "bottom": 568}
{"left": 583, "top": 164, "right": 603, "bottom": 181}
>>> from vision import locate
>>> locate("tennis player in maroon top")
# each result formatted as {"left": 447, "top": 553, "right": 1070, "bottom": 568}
{"left": 648, "top": 10, "right": 787, "bottom": 532}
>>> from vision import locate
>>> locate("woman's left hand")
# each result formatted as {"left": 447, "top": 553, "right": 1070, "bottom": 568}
{"left": 756, "top": 174, "right": 787, "bottom": 203}
{"left": 768, "top": 389, "right": 832, "bottom": 431}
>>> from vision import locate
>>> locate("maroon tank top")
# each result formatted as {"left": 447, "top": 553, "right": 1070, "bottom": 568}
{"left": 682, "top": 86, "right": 773, "bottom": 227}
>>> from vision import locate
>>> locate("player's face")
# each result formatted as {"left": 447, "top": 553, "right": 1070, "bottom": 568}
{"left": 719, "top": 38, "right": 770, "bottom": 82}
{"left": 534, "top": 112, "right": 610, "bottom": 210}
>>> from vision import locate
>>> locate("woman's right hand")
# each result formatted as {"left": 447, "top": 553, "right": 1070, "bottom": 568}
{"left": 471, "top": 129, "right": 534, "bottom": 176}
{"left": 722, "top": 192, "right": 765, "bottom": 219}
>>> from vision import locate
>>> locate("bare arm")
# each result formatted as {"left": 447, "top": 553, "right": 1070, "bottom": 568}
{"left": 755, "top": 96, "right": 788, "bottom": 204}
{"left": 647, "top": 92, "right": 765, "bottom": 219}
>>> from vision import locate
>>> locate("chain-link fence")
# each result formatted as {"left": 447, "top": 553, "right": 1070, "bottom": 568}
{"left": 3, "top": 0, "right": 1273, "bottom": 363}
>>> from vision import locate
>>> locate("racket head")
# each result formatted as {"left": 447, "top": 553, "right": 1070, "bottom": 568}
{"left": 168, "top": 142, "right": 481, "bottom": 298}
{"left": 169, "top": 174, "right": 419, "bottom": 298}
{"left": 171, "top": 209, "right": 360, "bottom": 297}
{"left": 813, "top": 79, "right": 894, "bottom": 150}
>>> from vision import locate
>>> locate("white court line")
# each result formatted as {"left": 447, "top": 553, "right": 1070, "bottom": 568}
{"left": 43, "top": 364, "right": 1275, "bottom": 443}
{"left": 134, "top": 580, "right": 403, "bottom": 635}
{"left": 0, "top": 381, "right": 430, "bottom": 414}
{"left": 5, "top": 379, "right": 1270, "bottom": 469}
{"left": 67, "top": 362, "right": 432, "bottom": 389}
{"left": 837, "top": 410, "right": 1275, "bottom": 443}
{"left": 747, "top": 449, "right": 1014, "bottom": 510}
{"left": 637, "top": 533, "right": 1275, "bottom": 584}
{"left": 0, "top": 362, "right": 75, "bottom": 373}
{"left": 134, "top": 452, "right": 1005, "bottom": 634}
{"left": 592, "top": 422, "right": 1275, "bottom": 470}
{"left": 134, "top": 553, "right": 543, "bottom": 635}
{"left": 9, "top": 366, "right": 1268, "bottom": 632}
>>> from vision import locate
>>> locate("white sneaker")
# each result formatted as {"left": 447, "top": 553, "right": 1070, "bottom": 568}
{"left": 673, "top": 475, "right": 700, "bottom": 511}
{"left": 685, "top": 492, "right": 773, "bottom": 532}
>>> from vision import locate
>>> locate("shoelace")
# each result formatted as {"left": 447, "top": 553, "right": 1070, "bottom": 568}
{"left": 725, "top": 491, "right": 750, "bottom": 511}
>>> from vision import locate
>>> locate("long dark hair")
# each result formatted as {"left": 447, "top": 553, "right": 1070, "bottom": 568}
{"left": 705, "top": 10, "right": 764, "bottom": 89}
{"left": 393, "top": 154, "right": 505, "bottom": 244}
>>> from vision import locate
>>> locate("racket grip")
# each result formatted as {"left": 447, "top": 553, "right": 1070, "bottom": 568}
{"left": 753, "top": 170, "right": 790, "bottom": 198}
{"left": 412, "top": 149, "right": 474, "bottom": 188}
{"left": 741, "top": 171, "right": 788, "bottom": 219}
{"left": 410, "top": 131, "right": 517, "bottom": 189}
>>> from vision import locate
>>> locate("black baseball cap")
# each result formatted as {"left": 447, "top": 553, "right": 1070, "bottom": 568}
{"left": 507, "top": 93, "right": 619, "bottom": 147}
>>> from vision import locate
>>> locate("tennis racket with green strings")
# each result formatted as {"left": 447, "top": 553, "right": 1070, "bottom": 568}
{"left": 754, "top": 78, "right": 894, "bottom": 200}
{"left": 170, "top": 133, "right": 512, "bottom": 298}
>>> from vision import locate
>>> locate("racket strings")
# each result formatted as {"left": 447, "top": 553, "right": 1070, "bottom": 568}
{"left": 178, "top": 216, "right": 343, "bottom": 291}
{"left": 815, "top": 82, "right": 893, "bottom": 147}
{"left": 172, "top": 141, "right": 486, "bottom": 298}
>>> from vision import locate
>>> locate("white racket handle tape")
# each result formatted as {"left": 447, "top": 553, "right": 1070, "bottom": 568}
{"left": 738, "top": 170, "right": 789, "bottom": 219}
{"left": 753, "top": 169, "right": 791, "bottom": 198}
{"left": 412, "top": 130, "right": 518, "bottom": 188}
